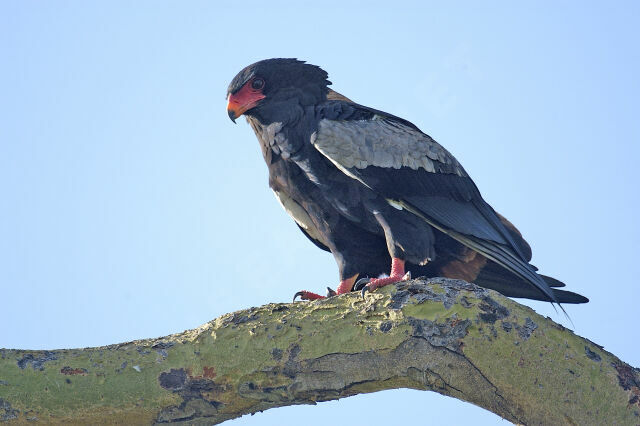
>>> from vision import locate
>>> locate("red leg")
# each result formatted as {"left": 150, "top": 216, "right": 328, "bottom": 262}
{"left": 293, "top": 275, "right": 358, "bottom": 301}
{"left": 336, "top": 274, "right": 358, "bottom": 295}
{"left": 360, "top": 258, "right": 411, "bottom": 294}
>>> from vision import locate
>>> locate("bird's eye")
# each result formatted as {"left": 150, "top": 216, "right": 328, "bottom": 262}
{"left": 251, "top": 78, "right": 265, "bottom": 90}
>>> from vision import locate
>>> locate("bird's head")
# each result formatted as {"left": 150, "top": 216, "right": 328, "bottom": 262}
{"left": 226, "top": 58, "right": 331, "bottom": 124}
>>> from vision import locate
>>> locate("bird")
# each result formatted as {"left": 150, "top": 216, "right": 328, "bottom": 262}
{"left": 226, "top": 58, "right": 588, "bottom": 305}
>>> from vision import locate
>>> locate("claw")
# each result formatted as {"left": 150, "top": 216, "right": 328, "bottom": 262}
{"left": 353, "top": 277, "right": 371, "bottom": 292}
{"left": 326, "top": 287, "right": 337, "bottom": 297}
{"left": 293, "top": 291, "right": 304, "bottom": 302}
{"left": 354, "top": 277, "right": 372, "bottom": 298}
{"left": 361, "top": 285, "right": 369, "bottom": 299}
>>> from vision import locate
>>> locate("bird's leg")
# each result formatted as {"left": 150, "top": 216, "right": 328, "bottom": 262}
{"left": 354, "top": 258, "right": 411, "bottom": 296}
{"left": 293, "top": 274, "right": 358, "bottom": 301}
{"left": 336, "top": 274, "right": 359, "bottom": 294}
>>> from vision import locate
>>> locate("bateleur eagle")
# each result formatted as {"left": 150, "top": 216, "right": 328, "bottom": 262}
{"left": 226, "top": 58, "right": 587, "bottom": 305}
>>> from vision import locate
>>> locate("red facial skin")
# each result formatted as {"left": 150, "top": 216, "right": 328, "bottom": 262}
{"left": 227, "top": 78, "right": 266, "bottom": 122}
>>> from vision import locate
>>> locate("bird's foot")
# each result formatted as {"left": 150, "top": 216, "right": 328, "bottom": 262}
{"left": 354, "top": 271, "right": 411, "bottom": 297}
{"left": 354, "top": 258, "right": 410, "bottom": 297}
{"left": 293, "top": 290, "right": 326, "bottom": 301}
{"left": 293, "top": 275, "right": 358, "bottom": 302}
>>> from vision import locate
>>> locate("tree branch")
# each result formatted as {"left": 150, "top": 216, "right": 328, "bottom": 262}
{"left": 1, "top": 278, "right": 638, "bottom": 424}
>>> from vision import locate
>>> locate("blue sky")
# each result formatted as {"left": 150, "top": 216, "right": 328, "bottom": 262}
{"left": 1, "top": 1, "right": 638, "bottom": 424}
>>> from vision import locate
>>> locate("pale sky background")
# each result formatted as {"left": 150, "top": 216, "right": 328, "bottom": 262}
{"left": 1, "top": 1, "right": 639, "bottom": 425}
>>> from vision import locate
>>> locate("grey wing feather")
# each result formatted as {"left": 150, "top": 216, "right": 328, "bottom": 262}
{"left": 312, "top": 118, "right": 467, "bottom": 177}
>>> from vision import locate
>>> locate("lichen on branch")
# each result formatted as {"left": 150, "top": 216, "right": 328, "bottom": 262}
{"left": 1, "top": 278, "right": 638, "bottom": 425}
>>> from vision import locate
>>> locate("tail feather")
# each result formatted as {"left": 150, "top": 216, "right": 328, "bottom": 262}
{"left": 474, "top": 261, "right": 587, "bottom": 303}
{"left": 551, "top": 288, "right": 589, "bottom": 304}
{"left": 541, "top": 274, "right": 566, "bottom": 288}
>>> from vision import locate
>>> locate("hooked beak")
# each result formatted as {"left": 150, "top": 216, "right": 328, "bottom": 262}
{"left": 227, "top": 106, "right": 238, "bottom": 123}
{"left": 226, "top": 85, "right": 266, "bottom": 123}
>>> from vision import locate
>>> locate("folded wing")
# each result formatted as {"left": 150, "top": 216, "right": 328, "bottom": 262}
{"left": 312, "top": 111, "right": 557, "bottom": 302}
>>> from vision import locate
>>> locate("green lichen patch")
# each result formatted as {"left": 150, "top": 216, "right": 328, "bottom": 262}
{"left": 460, "top": 293, "right": 638, "bottom": 425}
{"left": 0, "top": 345, "right": 182, "bottom": 423}
{"left": 392, "top": 280, "right": 485, "bottom": 326}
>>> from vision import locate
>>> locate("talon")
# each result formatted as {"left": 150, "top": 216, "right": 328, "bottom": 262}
{"left": 293, "top": 291, "right": 304, "bottom": 302}
{"left": 354, "top": 277, "right": 371, "bottom": 292}
{"left": 326, "top": 287, "right": 337, "bottom": 297}
{"left": 361, "top": 285, "right": 369, "bottom": 299}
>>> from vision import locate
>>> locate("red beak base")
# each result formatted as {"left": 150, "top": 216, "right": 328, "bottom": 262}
{"left": 227, "top": 82, "right": 266, "bottom": 123}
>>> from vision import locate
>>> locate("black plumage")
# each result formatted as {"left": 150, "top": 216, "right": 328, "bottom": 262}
{"left": 227, "top": 58, "right": 587, "bottom": 304}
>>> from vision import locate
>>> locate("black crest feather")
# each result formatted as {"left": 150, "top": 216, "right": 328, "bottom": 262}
{"left": 227, "top": 58, "right": 331, "bottom": 96}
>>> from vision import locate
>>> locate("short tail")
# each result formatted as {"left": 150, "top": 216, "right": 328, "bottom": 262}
{"left": 474, "top": 261, "right": 588, "bottom": 304}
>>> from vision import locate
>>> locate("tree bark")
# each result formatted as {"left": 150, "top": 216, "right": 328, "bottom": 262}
{"left": 1, "top": 278, "right": 638, "bottom": 425}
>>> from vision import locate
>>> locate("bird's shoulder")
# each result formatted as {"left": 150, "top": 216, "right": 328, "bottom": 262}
{"left": 318, "top": 90, "right": 421, "bottom": 131}
{"left": 312, "top": 96, "right": 466, "bottom": 177}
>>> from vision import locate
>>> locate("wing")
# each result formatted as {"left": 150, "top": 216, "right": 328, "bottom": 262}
{"left": 297, "top": 224, "right": 331, "bottom": 252}
{"left": 312, "top": 101, "right": 557, "bottom": 302}
{"left": 272, "top": 188, "right": 330, "bottom": 252}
